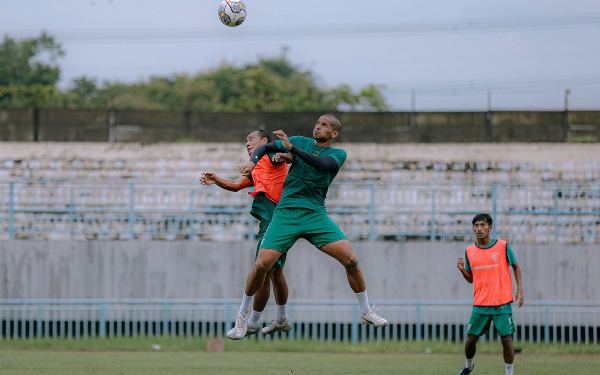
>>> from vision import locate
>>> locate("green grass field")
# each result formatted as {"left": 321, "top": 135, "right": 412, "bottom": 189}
{"left": 0, "top": 337, "right": 598, "bottom": 375}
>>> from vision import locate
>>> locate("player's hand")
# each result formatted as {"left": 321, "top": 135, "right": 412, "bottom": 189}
{"left": 273, "top": 130, "right": 292, "bottom": 150}
{"left": 273, "top": 152, "right": 293, "bottom": 163}
{"left": 200, "top": 172, "right": 218, "bottom": 185}
{"left": 457, "top": 257, "right": 465, "bottom": 271}
{"left": 515, "top": 290, "right": 524, "bottom": 308}
{"left": 238, "top": 161, "right": 256, "bottom": 175}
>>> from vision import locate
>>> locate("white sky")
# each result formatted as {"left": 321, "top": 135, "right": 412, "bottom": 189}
{"left": 1, "top": 0, "right": 599, "bottom": 111}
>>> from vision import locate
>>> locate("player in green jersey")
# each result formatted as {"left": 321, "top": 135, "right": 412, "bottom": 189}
{"left": 227, "top": 114, "right": 388, "bottom": 339}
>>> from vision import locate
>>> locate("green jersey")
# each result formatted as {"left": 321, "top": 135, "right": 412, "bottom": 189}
{"left": 275, "top": 136, "right": 347, "bottom": 211}
{"left": 464, "top": 239, "right": 518, "bottom": 314}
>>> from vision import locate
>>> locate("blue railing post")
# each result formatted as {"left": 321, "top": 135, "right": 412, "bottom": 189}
{"left": 189, "top": 189, "right": 195, "bottom": 240}
{"left": 369, "top": 183, "right": 376, "bottom": 241}
{"left": 226, "top": 303, "right": 232, "bottom": 337}
{"left": 416, "top": 303, "right": 421, "bottom": 341}
{"left": 8, "top": 181, "right": 14, "bottom": 239}
{"left": 163, "top": 304, "right": 169, "bottom": 337}
{"left": 554, "top": 189, "right": 559, "bottom": 243}
{"left": 352, "top": 305, "right": 359, "bottom": 344}
{"left": 545, "top": 304, "right": 549, "bottom": 344}
{"left": 129, "top": 182, "right": 135, "bottom": 240}
{"left": 37, "top": 304, "right": 42, "bottom": 338}
{"left": 69, "top": 187, "right": 74, "bottom": 240}
{"left": 492, "top": 184, "right": 497, "bottom": 238}
{"left": 430, "top": 190, "right": 436, "bottom": 242}
{"left": 99, "top": 304, "right": 106, "bottom": 338}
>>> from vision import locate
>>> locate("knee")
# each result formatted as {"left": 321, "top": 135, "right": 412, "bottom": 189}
{"left": 254, "top": 260, "right": 271, "bottom": 274}
{"left": 344, "top": 255, "right": 358, "bottom": 269}
{"left": 501, "top": 335, "right": 512, "bottom": 346}
{"left": 466, "top": 335, "right": 479, "bottom": 346}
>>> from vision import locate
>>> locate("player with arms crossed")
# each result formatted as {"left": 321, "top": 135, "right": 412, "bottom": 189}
{"left": 457, "top": 213, "right": 524, "bottom": 375}
{"left": 200, "top": 129, "right": 293, "bottom": 338}
{"left": 229, "top": 114, "right": 388, "bottom": 339}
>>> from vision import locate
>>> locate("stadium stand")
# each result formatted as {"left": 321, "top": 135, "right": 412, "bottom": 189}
{"left": 0, "top": 142, "right": 599, "bottom": 243}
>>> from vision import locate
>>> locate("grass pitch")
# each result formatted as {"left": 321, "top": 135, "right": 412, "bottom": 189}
{"left": 0, "top": 337, "right": 598, "bottom": 375}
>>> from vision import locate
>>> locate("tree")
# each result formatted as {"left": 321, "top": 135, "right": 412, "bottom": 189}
{"left": 81, "top": 57, "right": 389, "bottom": 112}
{"left": 0, "top": 32, "right": 65, "bottom": 87}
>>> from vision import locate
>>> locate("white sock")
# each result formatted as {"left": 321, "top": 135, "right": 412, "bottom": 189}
{"left": 239, "top": 293, "right": 253, "bottom": 315}
{"left": 248, "top": 310, "right": 262, "bottom": 327}
{"left": 355, "top": 290, "right": 370, "bottom": 315}
{"left": 466, "top": 358, "right": 474, "bottom": 370}
{"left": 505, "top": 363, "right": 513, "bottom": 375}
{"left": 276, "top": 304, "right": 287, "bottom": 324}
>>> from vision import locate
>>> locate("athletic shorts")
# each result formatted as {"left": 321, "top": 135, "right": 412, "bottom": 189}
{"left": 467, "top": 312, "right": 515, "bottom": 337}
{"left": 256, "top": 219, "right": 286, "bottom": 269}
{"left": 259, "top": 208, "right": 347, "bottom": 253}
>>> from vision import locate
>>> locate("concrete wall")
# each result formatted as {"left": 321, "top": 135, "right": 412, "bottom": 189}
{"left": 1, "top": 241, "right": 597, "bottom": 302}
{"left": 2, "top": 109, "right": 599, "bottom": 143}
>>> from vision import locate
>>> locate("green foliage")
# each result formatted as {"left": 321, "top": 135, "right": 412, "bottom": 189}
{"left": 0, "top": 33, "right": 389, "bottom": 112}
{"left": 0, "top": 32, "right": 64, "bottom": 87}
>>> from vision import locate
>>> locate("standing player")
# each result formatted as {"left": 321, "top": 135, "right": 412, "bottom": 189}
{"left": 229, "top": 114, "right": 388, "bottom": 340}
{"left": 456, "top": 213, "right": 524, "bottom": 375}
{"left": 200, "top": 129, "right": 293, "bottom": 338}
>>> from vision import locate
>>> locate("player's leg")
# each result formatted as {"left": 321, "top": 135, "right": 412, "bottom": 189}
{"left": 247, "top": 269, "right": 274, "bottom": 334}
{"left": 229, "top": 209, "right": 298, "bottom": 340}
{"left": 501, "top": 335, "right": 515, "bottom": 375}
{"left": 493, "top": 313, "right": 516, "bottom": 375}
{"left": 307, "top": 210, "right": 387, "bottom": 327}
{"left": 319, "top": 239, "right": 388, "bottom": 326}
{"left": 319, "top": 239, "right": 365, "bottom": 292}
{"left": 458, "top": 312, "right": 490, "bottom": 375}
{"left": 262, "top": 261, "right": 292, "bottom": 335}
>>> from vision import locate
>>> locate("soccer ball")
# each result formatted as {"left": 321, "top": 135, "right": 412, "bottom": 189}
{"left": 218, "top": 0, "right": 247, "bottom": 27}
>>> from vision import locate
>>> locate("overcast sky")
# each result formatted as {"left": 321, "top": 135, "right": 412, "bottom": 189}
{"left": 2, "top": 0, "right": 599, "bottom": 111}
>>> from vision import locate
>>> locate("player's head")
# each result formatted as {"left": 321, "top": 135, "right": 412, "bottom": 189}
{"left": 246, "top": 129, "right": 270, "bottom": 156}
{"left": 472, "top": 213, "right": 493, "bottom": 240}
{"left": 313, "top": 114, "right": 341, "bottom": 143}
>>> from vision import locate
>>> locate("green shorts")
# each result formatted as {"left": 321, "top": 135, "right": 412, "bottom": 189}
{"left": 467, "top": 312, "right": 515, "bottom": 337}
{"left": 256, "top": 219, "right": 286, "bottom": 269}
{"left": 259, "top": 208, "right": 347, "bottom": 253}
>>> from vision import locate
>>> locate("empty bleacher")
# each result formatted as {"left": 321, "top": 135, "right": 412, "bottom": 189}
{"left": 0, "top": 142, "right": 599, "bottom": 243}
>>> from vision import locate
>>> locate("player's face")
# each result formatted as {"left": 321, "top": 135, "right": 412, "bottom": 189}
{"left": 246, "top": 132, "right": 267, "bottom": 156}
{"left": 313, "top": 116, "right": 339, "bottom": 142}
{"left": 472, "top": 220, "right": 492, "bottom": 239}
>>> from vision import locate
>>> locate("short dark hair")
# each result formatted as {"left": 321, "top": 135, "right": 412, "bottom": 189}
{"left": 248, "top": 129, "right": 271, "bottom": 142}
{"left": 322, "top": 114, "right": 342, "bottom": 132}
{"left": 472, "top": 213, "right": 493, "bottom": 226}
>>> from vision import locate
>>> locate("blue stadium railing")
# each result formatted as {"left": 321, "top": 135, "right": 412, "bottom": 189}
{"left": 0, "top": 299, "right": 598, "bottom": 345}
{"left": 0, "top": 180, "right": 599, "bottom": 243}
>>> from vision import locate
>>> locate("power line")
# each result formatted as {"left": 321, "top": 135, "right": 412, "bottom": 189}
{"left": 384, "top": 76, "right": 600, "bottom": 94}
{"left": 2, "top": 13, "right": 600, "bottom": 44}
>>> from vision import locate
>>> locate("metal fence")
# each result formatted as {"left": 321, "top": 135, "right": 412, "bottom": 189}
{"left": 0, "top": 300, "right": 598, "bottom": 345}
{"left": 1, "top": 180, "right": 599, "bottom": 243}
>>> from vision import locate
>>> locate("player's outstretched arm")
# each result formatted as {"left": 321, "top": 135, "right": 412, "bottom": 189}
{"left": 512, "top": 262, "right": 524, "bottom": 307}
{"left": 200, "top": 172, "right": 252, "bottom": 192}
{"left": 457, "top": 257, "right": 473, "bottom": 283}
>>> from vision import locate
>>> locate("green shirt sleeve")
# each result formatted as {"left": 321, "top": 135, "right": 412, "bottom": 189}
{"left": 506, "top": 242, "right": 517, "bottom": 266}
{"left": 463, "top": 249, "right": 472, "bottom": 273}
{"left": 330, "top": 148, "right": 347, "bottom": 169}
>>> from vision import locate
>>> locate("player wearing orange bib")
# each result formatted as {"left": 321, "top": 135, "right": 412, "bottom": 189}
{"left": 457, "top": 214, "right": 524, "bottom": 375}
{"left": 200, "top": 129, "right": 293, "bottom": 339}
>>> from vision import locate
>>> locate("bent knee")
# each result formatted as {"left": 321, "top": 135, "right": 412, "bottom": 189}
{"left": 254, "top": 260, "right": 272, "bottom": 273}
{"left": 343, "top": 255, "right": 358, "bottom": 268}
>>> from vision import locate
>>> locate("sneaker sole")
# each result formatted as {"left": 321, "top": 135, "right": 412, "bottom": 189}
{"left": 360, "top": 317, "right": 388, "bottom": 327}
